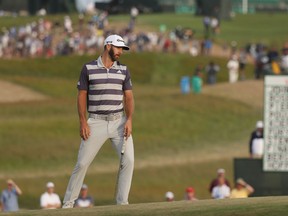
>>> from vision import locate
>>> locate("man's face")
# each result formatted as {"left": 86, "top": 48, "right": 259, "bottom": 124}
{"left": 108, "top": 45, "right": 123, "bottom": 61}
{"left": 47, "top": 187, "right": 54, "bottom": 194}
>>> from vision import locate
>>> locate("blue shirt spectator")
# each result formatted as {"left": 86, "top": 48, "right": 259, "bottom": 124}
{"left": 1, "top": 179, "right": 22, "bottom": 212}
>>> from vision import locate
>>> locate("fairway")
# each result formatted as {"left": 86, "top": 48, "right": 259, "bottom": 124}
{"left": 2, "top": 196, "right": 288, "bottom": 216}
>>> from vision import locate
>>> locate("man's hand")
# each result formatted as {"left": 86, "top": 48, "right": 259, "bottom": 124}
{"left": 80, "top": 121, "right": 90, "bottom": 140}
{"left": 124, "top": 118, "right": 132, "bottom": 140}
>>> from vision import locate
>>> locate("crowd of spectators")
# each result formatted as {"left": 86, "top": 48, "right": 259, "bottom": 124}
{"left": 165, "top": 168, "right": 254, "bottom": 203}
{"left": 0, "top": 12, "right": 200, "bottom": 59}
{"left": 0, "top": 180, "right": 93, "bottom": 212}
{"left": 1, "top": 11, "right": 288, "bottom": 84}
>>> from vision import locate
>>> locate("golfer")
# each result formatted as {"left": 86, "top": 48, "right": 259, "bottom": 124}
{"left": 62, "top": 34, "right": 134, "bottom": 208}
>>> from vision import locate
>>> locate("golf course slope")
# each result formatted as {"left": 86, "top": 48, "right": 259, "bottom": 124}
{"left": 3, "top": 196, "right": 288, "bottom": 216}
{"left": 0, "top": 80, "right": 48, "bottom": 103}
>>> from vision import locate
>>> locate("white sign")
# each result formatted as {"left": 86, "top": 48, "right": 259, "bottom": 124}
{"left": 263, "top": 75, "right": 288, "bottom": 171}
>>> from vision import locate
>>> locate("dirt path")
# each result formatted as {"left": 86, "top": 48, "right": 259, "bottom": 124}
{"left": 0, "top": 80, "right": 48, "bottom": 103}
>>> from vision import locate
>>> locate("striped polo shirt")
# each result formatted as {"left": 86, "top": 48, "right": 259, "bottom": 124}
{"left": 77, "top": 56, "right": 132, "bottom": 115}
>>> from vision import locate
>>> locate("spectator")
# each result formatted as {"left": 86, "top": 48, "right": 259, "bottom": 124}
{"left": 254, "top": 46, "right": 268, "bottom": 79}
{"left": 165, "top": 191, "right": 174, "bottom": 202}
{"left": 129, "top": 6, "right": 139, "bottom": 32}
{"left": 205, "top": 61, "right": 220, "bottom": 84}
{"left": 238, "top": 48, "right": 248, "bottom": 80}
{"left": 211, "top": 176, "right": 231, "bottom": 199}
{"left": 75, "top": 184, "right": 94, "bottom": 208}
{"left": 184, "top": 187, "right": 198, "bottom": 201}
{"left": 227, "top": 55, "right": 239, "bottom": 83}
{"left": 40, "top": 182, "right": 61, "bottom": 209}
{"left": 203, "top": 38, "right": 213, "bottom": 55}
{"left": 210, "top": 17, "right": 219, "bottom": 35}
{"left": 203, "top": 16, "right": 210, "bottom": 37}
{"left": 0, "top": 179, "right": 22, "bottom": 212}
{"left": 230, "top": 178, "right": 254, "bottom": 198}
{"left": 280, "top": 47, "right": 288, "bottom": 74}
{"left": 249, "top": 120, "right": 264, "bottom": 158}
{"left": 209, "top": 168, "right": 230, "bottom": 193}
{"left": 191, "top": 70, "right": 203, "bottom": 94}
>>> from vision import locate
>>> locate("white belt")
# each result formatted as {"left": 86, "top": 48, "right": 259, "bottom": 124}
{"left": 88, "top": 112, "right": 124, "bottom": 121}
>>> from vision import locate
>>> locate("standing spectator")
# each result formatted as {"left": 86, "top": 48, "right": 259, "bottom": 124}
{"left": 40, "top": 182, "right": 61, "bottom": 209}
{"left": 249, "top": 120, "right": 264, "bottom": 158}
{"left": 227, "top": 55, "right": 239, "bottom": 83}
{"left": 205, "top": 61, "right": 220, "bottom": 85}
{"left": 280, "top": 47, "right": 288, "bottom": 74}
{"left": 238, "top": 48, "right": 248, "bottom": 80}
{"left": 129, "top": 6, "right": 139, "bottom": 32}
{"left": 209, "top": 168, "right": 230, "bottom": 193}
{"left": 267, "top": 46, "right": 279, "bottom": 64}
{"left": 203, "top": 38, "right": 213, "bottom": 56}
{"left": 203, "top": 16, "right": 210, "bottom": 37}
{"left": 184, "top": 187, "right": 198, "bottom": 201}
{"left": 210, "top": 17, "right": 219, "bottom": 35}
{"left": 254, "top": 46, "right": 268, "bottom": 79}
{"left": 64, "top": 15, "right": 73, "bottom": 33}
{"left": 191, "top": 70, "right": 203, "bottom": 94}
{"left": 211, "top": 176, "right": 231, "bottom": 199}
{"left": 75, "top": 184, "right": 94, "bottom": 208}
{"left": 165, "top": 191, "right": 174, "bottom": 202}
{"left": 0, "top": 179, "right": 22, "bottom": 212}
{"left": 230, "top": 178, "right": 254, "bottom": 198}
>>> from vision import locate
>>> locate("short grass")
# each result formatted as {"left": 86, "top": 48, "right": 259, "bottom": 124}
{"left": 2, "top": 196, "right": 288, "bottom": 216}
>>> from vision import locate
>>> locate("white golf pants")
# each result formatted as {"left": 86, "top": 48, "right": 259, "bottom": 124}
{"left": 63, "top": 116, "right": 134, "bottom": 205}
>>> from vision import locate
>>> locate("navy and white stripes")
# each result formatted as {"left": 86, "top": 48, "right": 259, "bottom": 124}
{"left": 77, "top": 56, "right": 132, "bottom": 115}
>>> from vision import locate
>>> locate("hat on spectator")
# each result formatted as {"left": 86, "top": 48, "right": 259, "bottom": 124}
{"left": 46, "top": 182, "right": 55, "bottom": 188}
{"left": 186, "top": 187, "right": 195, "bottom": 193}
{"left": 104, "top": 34, "right": 129, "bottom": 50}
{"left": 81, "top": 184, "right": 88, "bottom": 190}
{"left": 217, "top": 168, "right": 225, "bottom": 174}
{"left": 256, "top": 121, "right": 263, "bottom": 129}
{"left": 236, "top": 178, "right": 246, "bottom": 186}
{"left": 165, "top": 191, "right": 174, "bottom": 200}
{"left": 7, "top": 179, "right": 13, "bottom": 185}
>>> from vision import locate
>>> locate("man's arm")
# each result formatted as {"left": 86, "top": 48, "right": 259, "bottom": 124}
{"left": 123, "top": 90, "right": 134, "bottom": 139}
{"left": 10, "top": 180, "right": 22, "bottom": 195}
{"left": 78, "top": 90, "right": 90, "bottom": 140}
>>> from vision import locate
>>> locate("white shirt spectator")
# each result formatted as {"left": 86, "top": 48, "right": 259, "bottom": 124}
{"left": 40, "top": 192, "right": 61, "bottom": 209}
{"left": 211, "top": 184, "right": 231, "bottom": 199}
{"left": 252, "top": 138, "right": 264, "bottom": 157}
{"left": 227, "top": 56, "right": 239, "bottom": 83}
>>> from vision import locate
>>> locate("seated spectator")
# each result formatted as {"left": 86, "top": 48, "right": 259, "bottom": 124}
{"left": 40, "top": 182, "right": 61, "bottom": 209}
{"left": 165, "top": 191, "right": 174, "bottom": 202}
{"left": 184, "top": 187, "right": 198, "bottom": 201}
{"left": 0, "top": 179, "right": 22, "bottom": 212}
{"left": 75, "top": 184, "right": 94, "bottom": 208}
{"left": 249, "top": 120, "right": 264, "bottom": 158}
{"left": 211, "top": 176, "right": 231, "bottom": 199}
{"left": 209, "top": 168, "right": 230, "bottom": 193}
{"left": 230, "top": 178, "right": 254, "bottom": 198}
